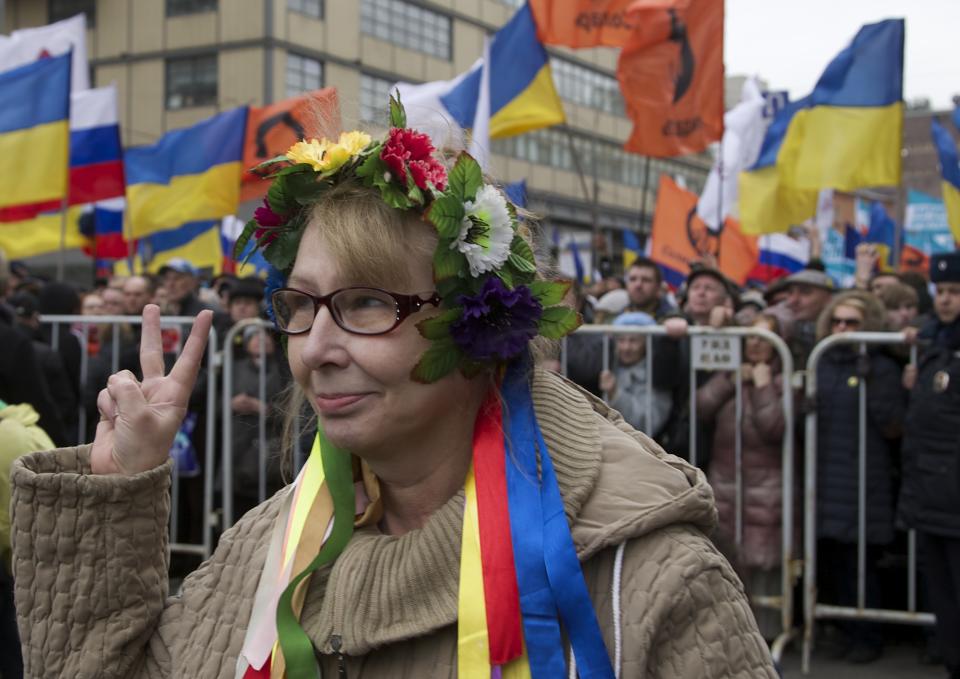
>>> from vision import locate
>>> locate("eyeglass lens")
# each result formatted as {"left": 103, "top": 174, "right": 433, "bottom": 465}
{"left": 274, "top": 288, "right": 399, "bottom": 334}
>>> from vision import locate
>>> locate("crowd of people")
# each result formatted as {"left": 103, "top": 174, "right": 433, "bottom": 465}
{"left": 1, "top": 237, "right": 959, "bottom": 677}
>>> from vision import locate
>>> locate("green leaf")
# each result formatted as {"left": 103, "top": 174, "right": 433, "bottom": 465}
{"left": 380, "top": 183, "right": 412, "bottom": 210}
{"left": 427, "top": 195, "right": 465, "bottom": 239}
{"left": 267, "top": 177, "right": 294, "bottom": 215}
{"left": 355, "top": 149, "right": 384, "bottom": 182}
{"left": 251, "top": 154, "right": 291, "bottom": 172}
{"left": 509, "top": 235, "right": 536, "bottom": 272}
{"left": 389, "top": 91, "right": 407, "bottom": 128}
{"left": 496, "top": 266, "right": 515, "bottom": 289}
{"left": 538, "top": 305, "right": 582, "bottom": 339}
{"left": 437, "top": 277, "right": 464, "bottom": 305}
{"left": 433, "top": 243, "right": 464, "bottom": 281}
{"left": 411, "top": 338, "right": 462, "bottom": 383}
{"left": 407, "top": 182, "right": 424, "bottom": 205}
{"left": 233, "top": 219, "right": 259, "bottom": 262}
{"left": 529, "top": 280, "right": 570, "bottom": 307}
{"left": 447, "top": 153, "right": 483, "bottom": 201}
{"left": 276, "top": 162, "right": 314, "bottom": 178}
{"left": 264, "top": 229, "right": 303, "bottom": 271}
{"left": 508, "top": 252, "right": 537, "bottom": 274}
{"left": 416, "top": 308, "right": 462, "bottom": 340}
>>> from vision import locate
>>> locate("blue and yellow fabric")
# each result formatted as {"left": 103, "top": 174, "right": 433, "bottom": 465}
{"left": 439, "top": 4, "right": 564, "bottom": 138}
{"left": 931, "top": 116, "right": 960, "bottom": 243}
{"left": 125, "top": 107, "right": 248, "bottom": 238}
{"left": 740, "top": 19, "right": 904, "bottom": 235}
{"left": 141, "top": 219, "right": 224, "bottom": 275}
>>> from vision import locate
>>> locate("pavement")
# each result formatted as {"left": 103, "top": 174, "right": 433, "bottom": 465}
{"left": 779, "top": 640, "right": 947, "bottom": 678}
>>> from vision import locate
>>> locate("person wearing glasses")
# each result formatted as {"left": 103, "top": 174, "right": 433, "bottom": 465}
{"left": 812, "top": 290, "right": 905, "bottom": 664}
{"left": 9, "top": 100, "right": 776, "bottom": 678}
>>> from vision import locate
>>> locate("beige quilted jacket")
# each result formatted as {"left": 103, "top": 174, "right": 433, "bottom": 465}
{"left": 11, "top": 371, "right": 777, "bottom": 678}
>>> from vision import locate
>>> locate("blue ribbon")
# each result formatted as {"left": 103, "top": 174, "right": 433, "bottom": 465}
{"left": 502, "top": 359, "right": 614, "bottom": 679}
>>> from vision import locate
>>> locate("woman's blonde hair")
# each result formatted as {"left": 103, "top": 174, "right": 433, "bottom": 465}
{"left": 815, "top": 289, "right": 887, "bottom": 340}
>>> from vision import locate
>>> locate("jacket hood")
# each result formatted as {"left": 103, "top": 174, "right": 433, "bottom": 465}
{"left": 532, "top": 370, "right": 717, "bottom": 561}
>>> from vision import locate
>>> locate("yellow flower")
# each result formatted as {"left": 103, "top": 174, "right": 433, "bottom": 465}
{"left": 286, "top": 139, "right": 329, "bottom": 171}
{"left": 338, "top": 130, "right": 372, "bottom": 155}
{"left": 286, "top": 131, "right": 372, "bottom": 174}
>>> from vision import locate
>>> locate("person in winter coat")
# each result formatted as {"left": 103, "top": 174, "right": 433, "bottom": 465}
{"left": 229, "top": 326, "right": 286, "bottom": 519}
{"left": 899, "top": 252, "right": 960, "bottom": 679}
{"left": 10, "top": 106, "right": 776, "bottom": 678}
{"left": 696, "top": 313, "right": 789, "bottom": 640}
{"left": 813, "top": 290, "right": 905, "bottom": 664}
{"left": 598, "top": 311, "right": 672, "bottom": 437}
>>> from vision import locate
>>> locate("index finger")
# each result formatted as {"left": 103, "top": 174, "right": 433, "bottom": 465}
{"left": 169, "top": 310, "right": 214, "bottom": 388}
{"left": 140, "top": 304, "right": 165, "bottom": 380}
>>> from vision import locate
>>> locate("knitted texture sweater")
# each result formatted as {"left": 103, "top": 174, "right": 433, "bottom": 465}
{"left": 11, "top": 370, "right": 777, "bottom": 678}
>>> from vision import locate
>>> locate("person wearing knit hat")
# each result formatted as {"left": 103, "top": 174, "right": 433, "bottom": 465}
{"left": 598, "top": 312, "right": 673, "bottom": 437}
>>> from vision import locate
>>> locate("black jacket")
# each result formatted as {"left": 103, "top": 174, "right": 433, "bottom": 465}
{"left": 898, "top": 318, "right": 960, "bottom": 538}
{"left": 815, "top": 346, "right": 904, "bottom": 544}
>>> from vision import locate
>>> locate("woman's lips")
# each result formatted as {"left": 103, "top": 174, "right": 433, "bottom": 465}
{"left": 314, "top": 393, "right": 369, "bottom": 414}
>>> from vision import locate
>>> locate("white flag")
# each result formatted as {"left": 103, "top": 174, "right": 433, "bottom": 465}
{"left": 0, "top": 14, "right": 89, "bottom": 91}
{"left": 697, "top": 77, "right": 767, "bottom": 231}
{"left": 394, "top": 66, "right": 475, "bottom": 150}
{"left": 469, "top": 37, "right": 492, "bottom": 171}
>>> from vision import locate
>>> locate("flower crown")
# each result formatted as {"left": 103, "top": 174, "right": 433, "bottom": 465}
{"left": 236, "top": 94, "right": 581, "bottom": 382}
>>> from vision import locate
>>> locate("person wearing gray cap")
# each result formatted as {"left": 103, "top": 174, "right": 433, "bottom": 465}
{"left": 782, "top": 269, "right": 835, "bottom": 365}
{"left": 159, "top": 258, "right": 218, "bottom": 317}
{"left": 898, "top": 251, "right": 960, "bottom": 679}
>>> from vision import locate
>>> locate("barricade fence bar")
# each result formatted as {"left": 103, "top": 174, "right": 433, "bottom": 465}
{"left": 567, "top": 324, "right": 797, "bottom": 662}
{"left": 802, "top": 331, "right": 935, "bottom": 675}
{"left": 38, "top": 314, "right": 219, "bottom": 561}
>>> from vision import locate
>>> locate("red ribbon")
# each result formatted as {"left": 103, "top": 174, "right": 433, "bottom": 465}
{"left": 472, "top": 391, "right": 524, "bottom": 665}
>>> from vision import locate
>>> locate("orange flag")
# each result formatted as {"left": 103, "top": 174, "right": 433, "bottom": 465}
{"left": 899, "top": 244, "right": 929, "bottom": 275}
{"left": 241, "top": 88, "right": 340, "bottom": 202}
{"left": 649, "top": 175, "right": 757, "bottom": 286}
{"left": 528, "top": 0, "right": 638, "bottom": 48}
{"left": 617, "top": 0, "right": 723, "bottom": 158}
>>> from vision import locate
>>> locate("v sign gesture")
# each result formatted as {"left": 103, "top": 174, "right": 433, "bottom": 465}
{"left": 91, "top": 305, "right": 214, "bottom": 475}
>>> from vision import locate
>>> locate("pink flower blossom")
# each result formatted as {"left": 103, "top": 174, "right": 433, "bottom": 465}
{"left": 380, "top": 128, "right": 447, "bottom": 191}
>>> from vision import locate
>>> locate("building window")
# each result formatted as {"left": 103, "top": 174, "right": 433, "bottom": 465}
{"left": 288, "top": 0, "right": 323, "bottom": 19}
{"left": 286, "top": 54, "right": 323, "bottom": 98}
{"left": 360, "top": 74, "right": 395, "bottom": 125}
{"left": 360, "top": 0, "right": 451, "bottom": 60}
{"left": 49, "top": 0, "right": 96, "bottom": 25}
{"left": 165, "top": 55, "right": 217, "bottom": 110}
{"left": 491, "top": 129, "right": 705, "bottom": 191}
{"left": 551, "top": 58, "right": 625, "bottom": 116}
{"left": 166, "top": 0, "right": 217, "bottom": 17}
{"left": 497, "top": 0, "right": 524, "bottom": 6}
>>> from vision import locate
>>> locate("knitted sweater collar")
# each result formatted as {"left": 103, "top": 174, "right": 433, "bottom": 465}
{"left": 299, "top": 369, "right": 601, "bottom": 656}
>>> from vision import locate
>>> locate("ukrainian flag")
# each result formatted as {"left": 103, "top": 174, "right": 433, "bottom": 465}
{"left": 126, "top": 107, "right": 247, "bottom": 238}
{"left": 0, "top": 52, "right": 71, "bottom": 213}
{"left": 740, "top": 19, "right": 904, "bottom": 235}
{"left": 622, "top": 229, "right": 642, "bottom": 271}
{"left": 931, "top": 117, "right": 960, "bottom": 243}
{"left": 440, "top": 4, "right": 564, "bottom": 137}
{"left": 142, "top": 219, "right": 224, "bottom": 276}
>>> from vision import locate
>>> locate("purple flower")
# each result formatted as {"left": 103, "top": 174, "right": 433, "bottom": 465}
{"left": 450, "top": 277, "right": 543, "bottom": 362}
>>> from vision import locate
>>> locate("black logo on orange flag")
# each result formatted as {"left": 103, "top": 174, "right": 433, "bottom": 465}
{"left": 685, "top": 206, "right": 719, "bottom": 258}
{"left": 240, "top": 88, "right": 340, "bottom": 202}
{"left": 617, "top": 0, "right": 723, "bottom": 158}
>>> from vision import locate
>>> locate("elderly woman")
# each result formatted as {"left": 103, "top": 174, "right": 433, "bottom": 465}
{"left": 10, "top": 99, "right": 776, "bottom": 678}
{"left": 813, "top": 290, "right": 905, "bottom": 664}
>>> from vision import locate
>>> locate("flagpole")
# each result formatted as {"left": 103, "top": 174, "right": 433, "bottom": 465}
{"left": 638, "top": 156, "right": 651, "bottom": 251}
{"left": 716, "top": 136, "right": 724, "bottom": 233}
{"left": 57, "top": 195, "right": 68, "bottom": 282}
{"left": 563, "top": 129, "right": 600, "bottom": 281}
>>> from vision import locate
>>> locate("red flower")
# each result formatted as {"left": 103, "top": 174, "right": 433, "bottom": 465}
{"left": 253, "top": 199, "right": 285, "bottom": 246}
{"left": 380, "top": 128, "right": 447, "bottom": 191}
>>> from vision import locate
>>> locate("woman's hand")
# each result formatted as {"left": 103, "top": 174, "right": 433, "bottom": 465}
{"left": 91, "top": 305, "right": 213, "bottom": 475}
{"left": 599, "top": 370, "right": 617, "bottom": 397}
{"left": 752, "top": 362, "right": 772, "bottom": 388}
{"left": 902, "top": 364, "right": 917, "bottom": 391}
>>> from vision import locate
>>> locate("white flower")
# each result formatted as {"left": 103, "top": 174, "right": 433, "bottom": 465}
{"left": 451, "top": 184, "right": 514, "bottom": 277}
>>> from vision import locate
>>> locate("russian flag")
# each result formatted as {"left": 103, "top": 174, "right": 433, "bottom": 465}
{"left": 748, "top": 233, "right": 810, "bottom": 284}
{"left": 69, "top": 86, "right": 125, "bottom": 206}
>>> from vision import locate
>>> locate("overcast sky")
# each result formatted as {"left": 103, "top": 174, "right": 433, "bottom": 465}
{"left": 725, "top": 0, "right": 958, "bottom": 110}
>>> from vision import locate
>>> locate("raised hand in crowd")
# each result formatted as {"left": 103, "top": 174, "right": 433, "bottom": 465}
{"left": 598, "top": 369, "right": 617, "bottom": 397}
{"left": 709, "top": 305, "right": 734, "bottom": 329}
{"left": 90, "top": 304, "right": 213, "bottom": 476}
{"left": 902, "top": 363, "right": 917, "bottom": 391}
{"left": 664, "top": 316, "right": 688, "bottom": 338}
{"left": 854, "top": 242, "right": 880, "bottom": 290}
{"left": 752, "top": 362, "right": 772, "bottom": 388}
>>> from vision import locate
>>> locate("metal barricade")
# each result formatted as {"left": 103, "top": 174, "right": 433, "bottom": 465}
{"left": 39, "top": 313, "right": 219, "bottom": 561}
{"left": 802, "top": 331, "right": 934, "bottom": 674}
{"left": 565, "top": 324, "right": 798, "bottom": 662}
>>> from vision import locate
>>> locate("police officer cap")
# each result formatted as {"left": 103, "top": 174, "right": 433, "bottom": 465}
{"left": 930, "top": 252, "right": 960, "bottom": 284}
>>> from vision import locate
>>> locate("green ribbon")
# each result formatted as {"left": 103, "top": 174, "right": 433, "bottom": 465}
{"left": 275, "top": 428, "right": 355, "bottom": 679}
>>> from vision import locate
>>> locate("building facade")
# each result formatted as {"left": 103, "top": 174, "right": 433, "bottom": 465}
{"left": 4, "top": 0, "right": 712, "bottom": 276}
